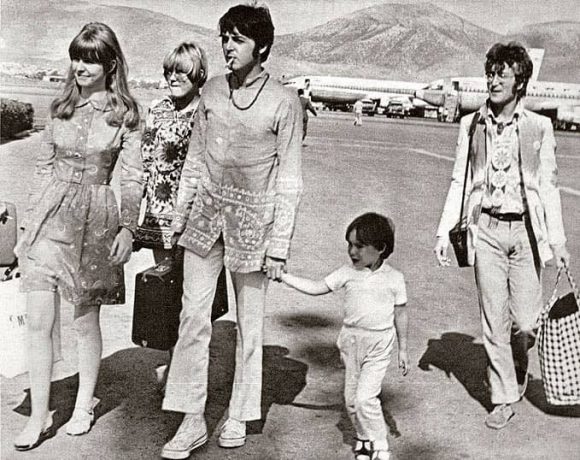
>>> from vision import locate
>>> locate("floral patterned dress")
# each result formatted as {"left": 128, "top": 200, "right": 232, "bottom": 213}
{"left": 135, "top": 97, "right": 196, "bottom": 249}
{"left": 17, "top": 99, "right": 143, "bottom": 306}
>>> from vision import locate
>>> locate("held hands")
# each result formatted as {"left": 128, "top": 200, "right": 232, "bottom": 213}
{"left": 263, "top": 256, "right": 286, "bottom": 281}
{"left": 434, "top": 235, "right": 451, "bottom": 267}
{"left": 398, "top": 349, "right": 410, "bottom": 376}
{"left": 109, "top": 227, "right": 133, "bottom": 265}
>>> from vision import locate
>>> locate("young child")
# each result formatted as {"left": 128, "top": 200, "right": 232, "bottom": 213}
{"left": 281, "top": 212, "right": 409, "bottom": 460}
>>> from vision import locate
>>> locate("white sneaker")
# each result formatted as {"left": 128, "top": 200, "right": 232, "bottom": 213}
{"left": 217, "top": 418, "right": 246, "bottom": 448}
{"left": 161, "top": 414, "right": 207, "bottom": 459}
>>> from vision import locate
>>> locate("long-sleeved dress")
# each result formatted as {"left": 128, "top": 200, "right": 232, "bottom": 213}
{"left": 134, "top": 97, "right": 195, "bottom": 249}
{"left": 16, "top": 99, "right": 143, "bottom": 306}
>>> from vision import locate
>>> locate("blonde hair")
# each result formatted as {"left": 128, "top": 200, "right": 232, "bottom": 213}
{"left": 163, "top": 42, "right": 208, "bottom": 87}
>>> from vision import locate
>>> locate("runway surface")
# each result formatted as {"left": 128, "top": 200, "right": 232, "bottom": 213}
{"left": 1, "top": 110, "right": 579, "bottom": 459}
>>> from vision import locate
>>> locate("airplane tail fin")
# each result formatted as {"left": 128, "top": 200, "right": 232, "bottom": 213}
{"left": 529, "top": 48, "right": 545, "bottom": 81}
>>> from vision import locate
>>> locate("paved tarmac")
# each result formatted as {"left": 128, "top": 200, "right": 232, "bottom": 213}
{"left": 1, "top": 112, "right": 579, "bottom": 459}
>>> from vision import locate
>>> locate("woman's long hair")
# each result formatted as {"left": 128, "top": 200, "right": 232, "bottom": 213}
{"left": 50, "top": 22, "right": 139, "bottom": 128}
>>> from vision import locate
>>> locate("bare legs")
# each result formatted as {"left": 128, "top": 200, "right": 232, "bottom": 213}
{"left": 72, "top": 304, "right": 102, "bottom": 411}
{"left": 14, "top": 291, "right": 58, "bottom": 446}
{"left": 14, "top": 291, "right": 102, "bottom": 447}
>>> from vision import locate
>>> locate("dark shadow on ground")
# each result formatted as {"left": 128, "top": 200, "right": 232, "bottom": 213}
{"left": 295, "top": 336, "right": 402, "bottom": 449}
{"left": 278, "top": 312, "right": 339, "bottom": 329}
{"left": 335, "top": 389, "right": 401, "bottom": 447}
{"left": 299, "top": 343, "right": 343, "bottom": 369}
{"left": 525, "top": 375, "right": 580, "bottom": 417}
{"left": 395, "top": 441, "right": 454, "bottom": 460}
{"left": 206, "top": 321, "right": 309, "bottom": 435}
{"left": 418, "top": 332, "right": 492, "bottom": 411}
{"left": 13, "top": 320, "right": 308, "bottom": 450}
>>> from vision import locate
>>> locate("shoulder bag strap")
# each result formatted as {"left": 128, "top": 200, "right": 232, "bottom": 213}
{"left": 458, "top": 112, "right": 480, "bottom": 226}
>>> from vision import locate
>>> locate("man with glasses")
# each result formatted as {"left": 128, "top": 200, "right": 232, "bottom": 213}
{"left": 434, "top": 42, "right": 570, "bottom": 429}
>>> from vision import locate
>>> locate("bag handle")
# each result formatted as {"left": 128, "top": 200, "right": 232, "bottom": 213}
{"left": 537, "top": 266, "right": 579, "bottom": 326}
{"left": 457, "top": 112, "right": 480, "bottom": 227}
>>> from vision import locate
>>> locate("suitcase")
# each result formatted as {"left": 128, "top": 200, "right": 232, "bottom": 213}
{"left": 132, "top": 262, "right": 228, "bottom": 350}
{"left": 0, "top": 202, "right": 17, "bottom": 267}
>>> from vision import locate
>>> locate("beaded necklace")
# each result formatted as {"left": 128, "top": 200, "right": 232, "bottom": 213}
{"left": 229, "top": 73, "right": 270, "bottom": 111}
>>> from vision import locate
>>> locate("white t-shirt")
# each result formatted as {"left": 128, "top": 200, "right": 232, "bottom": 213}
{"left": 324, "top": 262, "right": 407, "bottom": 331}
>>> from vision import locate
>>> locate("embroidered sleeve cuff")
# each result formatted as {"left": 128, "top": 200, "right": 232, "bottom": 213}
{"left": 266, "top": 238, "right": 290, "bottom": 260}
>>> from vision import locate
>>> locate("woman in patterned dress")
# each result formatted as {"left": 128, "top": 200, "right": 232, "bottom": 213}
{"left": 133, "top": 42, "right": 208, "bottom": 392}
{"left": 134, "top": 42, "right": 208, "bottom": 263}
{"left": 13, "top": 23, "right": 143, "bottom": 450}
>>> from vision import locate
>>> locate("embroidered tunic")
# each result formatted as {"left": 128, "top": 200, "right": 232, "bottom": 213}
{"left": 17, "top": 100, "right": 143, "bottom": 305}
{"left": 135, "top": 97, "right": 196, "bottom": 249}
{"left": 172, "top": 71, "right": 303, "bottom": 272}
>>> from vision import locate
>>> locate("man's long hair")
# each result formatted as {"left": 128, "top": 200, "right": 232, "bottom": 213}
{"left": 219, "top": 4, "right": 275, "bottom": 62}
{"left": 485, "top": 42, "right": 533, "bottom": 99}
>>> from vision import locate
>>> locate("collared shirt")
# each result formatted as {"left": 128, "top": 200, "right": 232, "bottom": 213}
{"left": 173, "top": 71, "right": 303, "bottom": 272}
{"left": 324, "top": 262, "right": 407, "bottom": 331}
{"left": 481, "top": 101, "right": 525, "bottom": 214}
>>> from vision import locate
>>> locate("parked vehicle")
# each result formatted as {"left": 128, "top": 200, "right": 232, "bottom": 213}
{"left": 361, "top": 99, "right": 377, "bottom": 116}
{"left": 385, "top": 101, "right": 408, "bottom": 119}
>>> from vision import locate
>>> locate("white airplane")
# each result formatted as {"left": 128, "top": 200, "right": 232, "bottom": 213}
{"left": 282, "top": 75, "right": 429, "bottom": 112}
{"left": 414, "top": 49, "right": 580, "bottom": 130}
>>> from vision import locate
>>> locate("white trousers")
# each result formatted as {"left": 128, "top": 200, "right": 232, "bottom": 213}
{"left": 474, "top": 214, "right": 542, "bottom": 405}
{"left": 338, "top": 326, "right": 395, "bottom": 449}
{"left": 162, "top": 239, "right": 267, "bottom": 421}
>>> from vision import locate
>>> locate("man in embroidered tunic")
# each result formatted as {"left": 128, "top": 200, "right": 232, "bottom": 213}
{"left": 434, "top": 42, "right": 570, "bottom": 430}
{"left": 160, "top": 4, "right": 303, "bottom": 458}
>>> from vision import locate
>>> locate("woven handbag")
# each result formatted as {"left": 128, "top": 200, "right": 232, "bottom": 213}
{"left": 537, "top": 266, "right": 580, "bottom": 405}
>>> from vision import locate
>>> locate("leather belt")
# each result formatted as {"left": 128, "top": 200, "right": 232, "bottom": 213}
{"left": 481, "top": 208, "right": 524, "bottom": 221}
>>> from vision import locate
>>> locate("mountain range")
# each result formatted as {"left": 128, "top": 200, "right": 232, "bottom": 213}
{"left": 1, "top": 0, "right": 579, "bottom": 83}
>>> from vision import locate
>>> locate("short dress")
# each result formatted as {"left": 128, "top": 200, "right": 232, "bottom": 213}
{"left": 16, "top": 99, "right": 143, "bottom": 306}
{"left": 134, "top": 97, "right": 196, "bottom": 249}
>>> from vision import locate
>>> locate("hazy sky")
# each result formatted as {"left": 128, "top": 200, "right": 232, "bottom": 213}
{"left": 95, "top": 0, "right": 580, "bottom": 34}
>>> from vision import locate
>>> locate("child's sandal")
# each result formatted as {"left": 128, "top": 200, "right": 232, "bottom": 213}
{"left": 354, "top": 438, "right": 372, "bottom": 460}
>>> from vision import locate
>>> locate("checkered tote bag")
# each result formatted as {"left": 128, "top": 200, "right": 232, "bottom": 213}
{"left": 537, "top": 267, "right": 580, "bottom": 405}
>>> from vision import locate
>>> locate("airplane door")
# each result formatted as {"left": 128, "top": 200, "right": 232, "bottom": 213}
{"left": 442, "top": 81, "right": 460, "bottom": 122}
